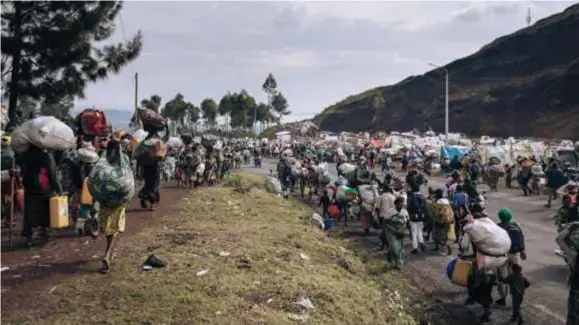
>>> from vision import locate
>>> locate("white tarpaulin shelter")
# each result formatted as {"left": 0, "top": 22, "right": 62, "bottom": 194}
{"left": 276, "top": 131, "right": 291, "bottom": 143}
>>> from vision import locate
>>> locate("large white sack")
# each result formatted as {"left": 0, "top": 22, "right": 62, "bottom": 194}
{"left": 358, "top": 184, "right": 378, "bottom": 206}
{"left": 463, "top": 217, "right": 511, "bottom": 256}
{"left": 26, "top": 116, "right": 75, "bottom": 151}
{"left": 166, "top": 137, "right": 184, "bottom": 149}
{"left": 338, "top": 163, "right": 355, "bottom": 175}
{"left": 265, "top": 176, "right": 282, "bottom": 194}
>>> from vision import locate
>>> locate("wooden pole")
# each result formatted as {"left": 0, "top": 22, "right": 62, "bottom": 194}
{"left": 8, "top": 159, "right": 15, "bottom": 248}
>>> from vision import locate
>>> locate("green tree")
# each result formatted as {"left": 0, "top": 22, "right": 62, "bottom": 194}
{"left": 371, "top": 93, "right": 385, "bottom": 125}
{"left": 1, "top": 1, "right": 143, "bottom": 127}
{"left": 161, "top": 93, "right": 199, "bottom": 133}
{"left": 218, "top": 92, "right": 234, "bottom": 132}
{"left": 228, "top": 90, "right": 257, "bottom": 129}
{"left": 140, "top": 94, "right": 162, "bottom": 112}
{"left": 39, "top": 96, "right": 74, "bottom": 124}
{"left": 271, "top": 92, "right": 290, "bottom": 124}
{"left": 261, "top": 73, "right": 277, "bottom": 128}
{"left": 200, "top": 98, "right": 218, "bottom": 129}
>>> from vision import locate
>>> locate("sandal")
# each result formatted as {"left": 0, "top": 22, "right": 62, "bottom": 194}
{"left": 100, "top": 258, "right": 111, "bottom": 274}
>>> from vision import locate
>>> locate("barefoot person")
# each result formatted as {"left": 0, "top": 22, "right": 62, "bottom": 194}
{"left": 98, "top": 140, "right": 128, "bottom": 274}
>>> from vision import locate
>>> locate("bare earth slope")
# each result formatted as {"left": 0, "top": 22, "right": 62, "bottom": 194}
{"left": 313, "top": 4, "right": 579, "bottom": 139}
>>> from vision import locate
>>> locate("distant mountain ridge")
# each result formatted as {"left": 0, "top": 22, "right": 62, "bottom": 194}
{"left": 312, "top": 3, "right": 579, "bottom": 139}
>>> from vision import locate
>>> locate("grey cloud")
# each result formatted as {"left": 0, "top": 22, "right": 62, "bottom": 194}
{"left": 76, "top": 1, "right": 574, "bottom": 118}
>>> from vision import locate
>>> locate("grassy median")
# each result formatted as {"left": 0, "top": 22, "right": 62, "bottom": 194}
{"left": 4, "top": 172, "right": 419, "bottom": 325}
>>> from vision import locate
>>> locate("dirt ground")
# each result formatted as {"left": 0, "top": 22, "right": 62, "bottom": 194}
{"left": 0, "top": 184, "right": 190, "bottom": 316}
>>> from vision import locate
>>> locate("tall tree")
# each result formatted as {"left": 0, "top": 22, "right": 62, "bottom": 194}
{"left": 261, "top": 73, "right": 278, "bottom": 128}
{"left": 228, "top": 90, "right": 257, "bottom": 129}
{"left": 218, "top": 92, "right": 234, "bottom": 132}
{"left": 200, "top": 98, "right": 218, "bottom": 129}
{"left": 271, "top": 92, "right": 290, "bottom": 124}
{"left": 1, "top": 1, "right": 143, "bottom": 127}
{"left": 371, "top": 93, "right": 385, "bottom": 125}
{"left": 140, "top": 94, "right": 162, "bottom": 112}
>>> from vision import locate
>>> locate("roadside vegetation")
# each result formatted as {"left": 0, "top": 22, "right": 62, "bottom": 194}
{"left": 4, "top": 172, "right": 446, "bottom": 325}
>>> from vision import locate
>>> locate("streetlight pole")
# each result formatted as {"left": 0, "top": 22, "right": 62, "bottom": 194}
{"left": 428, "top": 63, "right": 449, "bottom": 142}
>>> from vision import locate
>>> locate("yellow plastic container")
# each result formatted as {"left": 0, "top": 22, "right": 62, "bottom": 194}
{"left": 80, "top": 177, "right": 93, "bottom": 206}
{"left": 49, "top": 195, "right": 69, "bottom": 229}
{"left": 451, "top": 259, "right": 472, "bottom": 287}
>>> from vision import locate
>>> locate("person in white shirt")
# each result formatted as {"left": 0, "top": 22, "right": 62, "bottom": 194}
{"left": 375, "top": 185, "right": 397, "bottom": 249}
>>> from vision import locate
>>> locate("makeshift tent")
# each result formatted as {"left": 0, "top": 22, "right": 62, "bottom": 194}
{"left": 440, "top": 145, "right": 471, "bottom": 160}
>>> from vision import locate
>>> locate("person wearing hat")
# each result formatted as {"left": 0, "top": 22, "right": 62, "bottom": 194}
{"left": 496, "top": 208, "right": 527, "bottom": 306}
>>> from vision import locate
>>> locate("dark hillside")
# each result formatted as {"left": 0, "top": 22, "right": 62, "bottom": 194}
{"left": 313, "top": 4, "right": 579, "bottom": 138}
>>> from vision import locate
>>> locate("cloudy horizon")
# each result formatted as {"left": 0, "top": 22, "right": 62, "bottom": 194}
{"left": 74, "top": 1, "right": 574, "bottom": 123}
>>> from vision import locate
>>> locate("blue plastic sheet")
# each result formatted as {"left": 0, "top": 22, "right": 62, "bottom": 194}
{"left": 440, "top": 145, "right": 471, "bottom": 160}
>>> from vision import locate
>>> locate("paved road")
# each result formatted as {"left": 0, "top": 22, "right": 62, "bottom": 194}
{"left": 248, "top": 158, "right": 569, "bottom": 325}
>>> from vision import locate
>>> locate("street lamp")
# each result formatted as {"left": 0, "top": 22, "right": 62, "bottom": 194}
{"left": 428, "top": 63, "right": 449, "bottom": 142}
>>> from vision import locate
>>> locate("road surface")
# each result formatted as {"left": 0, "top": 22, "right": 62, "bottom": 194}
{"left": 249, "top": 158, "right": 569, "bottom": 325}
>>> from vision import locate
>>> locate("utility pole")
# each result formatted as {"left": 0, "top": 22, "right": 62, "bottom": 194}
{"left": 133, "top": 72, "right": 139, "bottom": 129}
{"left": 429, "top": 63, "right": 449, "bottom": 142}
{"left": 526, "top": 7, "right": 532, "bottom": 27}
{"left": 253, "top": 106, "right": 257, "bottom": 136}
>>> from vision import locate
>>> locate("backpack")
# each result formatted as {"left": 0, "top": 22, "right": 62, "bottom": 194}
{"left": 408, "top": 193, "right": 427, "bottom": 221}
{"left": 503, "top": 222, "right": 525, "bottom": 253}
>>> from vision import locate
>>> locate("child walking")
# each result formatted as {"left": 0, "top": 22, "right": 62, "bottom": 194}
{"left": 501, "top": 263, "right": 530, "bottom": 324}
{"left": 318, "top": 190, "right": 331, "bottom": 219}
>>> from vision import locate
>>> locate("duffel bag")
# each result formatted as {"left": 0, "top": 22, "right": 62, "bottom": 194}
{"left": 77, "top": 109, "right": 110, "bottom": 136}
{"left": 88, "top": 152, "right": 135, "bottom": 207}
{"left": 139, "top": 108, "right": 167, "bottom": 128}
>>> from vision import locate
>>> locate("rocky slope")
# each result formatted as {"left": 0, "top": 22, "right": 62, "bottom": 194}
{"left": 313, "top": 4, "right": 579, "bottom": 139}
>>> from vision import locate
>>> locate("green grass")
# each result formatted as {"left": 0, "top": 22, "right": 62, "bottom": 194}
{"left": 3, "top": 172, "right": 420, "bottom": 325}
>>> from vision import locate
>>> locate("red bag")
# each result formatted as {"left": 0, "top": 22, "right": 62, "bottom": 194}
{"left": 78, "top": 109, "right": 110, "bottom": 136}
{"left": 328, "top": 204, "right": 341, "bottom": 220}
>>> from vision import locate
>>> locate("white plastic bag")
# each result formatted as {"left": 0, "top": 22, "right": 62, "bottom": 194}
{"left": 338, "top": 163, "right": 355, "bottom": 175}
{"left": 463, "top": 217, "right": 511, "bottom": 256}
{"left": 358, "top": 184, "right": 378, "bottom": 206}
{"left": 26, "top": 116, "right": 75, "bottom": 151}
{"left": 77, "top": 148, "right": 99, "bottom": 163}
{"left": 311, "top": 213, "right": 325, "bottom": 230}
{"left": 265, "top": 176, "right": 282, "bottom": 194}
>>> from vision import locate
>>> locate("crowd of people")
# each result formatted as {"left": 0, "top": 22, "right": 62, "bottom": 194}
{"left": 272, "top": 141, "right": 578, "bottom": 324}
{"left": 2, "top": 114, "right": 579, "bottom": 323}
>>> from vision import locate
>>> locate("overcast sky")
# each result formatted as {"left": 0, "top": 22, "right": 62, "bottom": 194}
{"left": 75, "top": 1, "right": 573, "bottom": 122}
